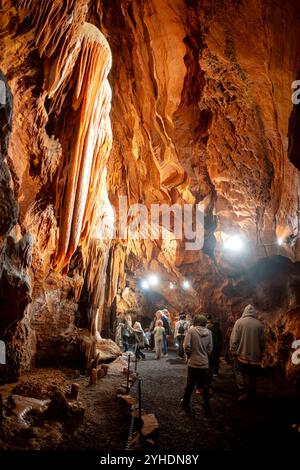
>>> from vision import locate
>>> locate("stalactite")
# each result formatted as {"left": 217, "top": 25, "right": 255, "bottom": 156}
{"left": 18, "top": 0, "right": 88, "bottom": 112}
{"left": 18, "top": 2, "right": 113, "bottom": 273}
{"left": 107, "top": 244, "right": 127, "bottom": 307}
{"left": 78, "top": 168, "right": 115, "bottom": 333}
{"left": 54, "top": 23, "right": 112, "bottom": 271}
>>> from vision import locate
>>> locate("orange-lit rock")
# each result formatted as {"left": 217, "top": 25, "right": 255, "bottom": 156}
{"left": 0, "top": 0, "right": 299, "bottom": 384}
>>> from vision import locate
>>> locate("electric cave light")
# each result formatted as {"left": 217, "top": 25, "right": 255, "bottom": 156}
{"left": 148, "top": 274, "right": 159, "bottom": 286}
{"left": 223, "top": 235, "right": 244, "bottom": 252}
{"left": 182, "top": 279, "right": 190, "bottom": 289}
{"left": 141, "top": 280, "right": 150, "bottom": 290}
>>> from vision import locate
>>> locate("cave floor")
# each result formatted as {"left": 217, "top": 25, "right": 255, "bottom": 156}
{"left": 58, "top": 359, "right": 131, "bottom": 451}
{"left": 131, "top": 349, "right": 300, "bottom": 450}
{"left": 0, "top": 359, "right": 131, "bottom": 451}
{"left": 0, "top": 351, "right": 299, "bottom": 451}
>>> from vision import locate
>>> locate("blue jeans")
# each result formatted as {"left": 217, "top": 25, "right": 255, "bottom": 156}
{"left": 163, "top": 335, "right": 168, "bottom": 354}
{"left": 122, "top": 335, "right": 129, "bottom": 352}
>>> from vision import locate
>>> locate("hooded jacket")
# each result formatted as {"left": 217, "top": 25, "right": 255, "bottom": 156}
{"left": 133, "top": 322, "right": 145, "bottom": 347}
{"left": 183, "top": 325, "right": 213, "bottom": 368}
{"left": 230, "top": 305, "right": 265, "bottom": 365}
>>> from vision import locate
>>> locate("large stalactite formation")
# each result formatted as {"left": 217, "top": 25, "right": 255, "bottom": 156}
{"left": 0, "top": 0, "right": 299, "bottom": 387}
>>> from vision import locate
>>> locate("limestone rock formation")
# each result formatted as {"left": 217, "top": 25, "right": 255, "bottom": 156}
{"left": 0, "top": 0, "right": 299, "bottom": 385}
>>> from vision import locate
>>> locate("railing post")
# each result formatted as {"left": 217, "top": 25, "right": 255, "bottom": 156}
{"left": 126, "top": 354, "right": 131, "bottom": 394}
{"left": 138, "top": 378, "right": 142, "bottom": 434}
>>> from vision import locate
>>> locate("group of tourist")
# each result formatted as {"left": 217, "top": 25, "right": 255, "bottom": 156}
{"left": 179, "top": 305, "right": 264, "bottom": 414}
{"left": 114, "top": 309, "right": 172, "bottom": 360}
{"left": 114, "top": 303, "right": 265, "bottom": 414}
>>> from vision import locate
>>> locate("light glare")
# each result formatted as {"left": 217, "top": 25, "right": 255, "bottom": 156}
{"left": 141, "top": 280, "right": 149, "bottom": 289}
{"left": 224, "top": 235, "right": 243, "bottom": 252}
{"left": 148, "top": 274, "right": 159, "bottom": 286}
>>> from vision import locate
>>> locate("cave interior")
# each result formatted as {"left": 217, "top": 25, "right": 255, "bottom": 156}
{"left": 0, "top": 0, "right": 299, "bottom": 452}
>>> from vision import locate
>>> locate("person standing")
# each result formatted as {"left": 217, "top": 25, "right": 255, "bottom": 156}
{"left": 143, "top": 328, "right": 151, "bottom": 350}
{"left": 161, "top": 309, "right": 170, "bottom": 356}
{"left": 180, "top": 315, "right": 213, "bottom": 414}
{"left": 174, "top": 313, "right": 188, "bottom": 359}
{"left": 132, "top": 321, "right": 146, "bottom": 360}
{"left": 122, "top": 313, "right": 132, "bottom": 352}
{"left": 114, "top": 312, "right": 125, "bottom": 349}
{"left": 206, "top": 314, "right": 223, "bottom": 380}
{"left": 153, "top": 319, "right": 165, "bottom": 360}
{"left": 149, "top": 313, "right": 158, "bottom": 350}
{"left": 224, "top": 314, "right": 236, "bottom": 365}
{"left": 230, "top": 304, "right": 265, "bottom": 401}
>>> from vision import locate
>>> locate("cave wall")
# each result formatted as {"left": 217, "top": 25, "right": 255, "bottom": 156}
{"left": 102, "top": 0, "right": 300, "bottom": 382}
{"left": 0, "top": 0, "right": 299, "bottom": 381}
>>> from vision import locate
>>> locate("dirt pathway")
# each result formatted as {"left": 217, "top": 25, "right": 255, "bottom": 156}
{"left": 60, "top": 360, "right": 131, "bottom": 451}
{"left": 132, "top": 350, "right": 300, "bottom": 450}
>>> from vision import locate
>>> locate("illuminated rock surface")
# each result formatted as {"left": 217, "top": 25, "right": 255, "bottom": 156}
{"left": 0, "top": 0, "right": 299, "bottom": 386}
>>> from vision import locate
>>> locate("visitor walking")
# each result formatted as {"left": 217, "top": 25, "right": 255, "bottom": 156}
{"left": 230, "top": 304, "right": 265, "bottom": 401}
{"left": 143, "top": 328, "right": 151, "bottom": 350}
{"left": 133, "top": 321, "right": 146, "bottom": 360}
{"left": 122, "top": 313, "right": 132, "bottom": 352}
{"left": 181, "top": 315, "right": 213, "bottom": 414}
{"left": 153, "top": 319, "right": 165, "bottom": 360}
{"left": 206, "top": 314, "right": 223, "bottom": 383}
{"left": 114, "top": 312, "right": 125, "bottom": 349}
{"left": 174, "top": 313, "right": 188, "bottom": 359}
{"left": 161, "top": 309, "right": 171, "bottom": 356}
{"left": 149, "top": 312, "right": 160, "bottom": 350}
{"left": 224, "top": 314, "right": 236, "bottom": 365}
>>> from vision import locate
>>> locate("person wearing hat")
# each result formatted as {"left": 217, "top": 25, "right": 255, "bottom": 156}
{"left": 180, "top": 314, "right": 213, "bottom": 414}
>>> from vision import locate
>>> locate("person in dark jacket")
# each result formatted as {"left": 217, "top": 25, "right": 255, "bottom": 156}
{"left": 180, "top": 314, "right": 213, "bottom": 414}
{"left": 161, "top": 309, "right": 171, "bottom": 356}
{"left": 230, "top": 304, "right": 264, "bottom": 401}
{"left": 206, "top": 314, "right": 223, "bottom": 382}
{"left": 224, "top": 315, "right": 236, "bottom": 365}
{"left": 174, "top": 313, "right": 188, "bottom": 359}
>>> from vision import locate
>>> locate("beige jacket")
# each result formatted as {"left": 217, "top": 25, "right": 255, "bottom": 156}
{"left": 184, "top": 326, "right": 213, "bottom": 369}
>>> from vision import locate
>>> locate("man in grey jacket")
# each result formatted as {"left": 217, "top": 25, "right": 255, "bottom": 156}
{"left": 180, "top": 314, "right": 213, "bottom": 413}
{"left": 230, "top": 304, "right": 265, "bottom": 401}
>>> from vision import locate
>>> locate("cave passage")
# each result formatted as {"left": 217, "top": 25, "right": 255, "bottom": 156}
{"left": 0, "top": 0, "right": 300, "bottom": 457}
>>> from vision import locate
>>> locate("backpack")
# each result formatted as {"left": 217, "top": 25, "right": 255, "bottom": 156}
{"left": 178, "top": 321, "right": 185, "bottom": 335}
